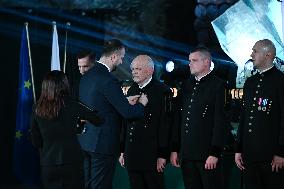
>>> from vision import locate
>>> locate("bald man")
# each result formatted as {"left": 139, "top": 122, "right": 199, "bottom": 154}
{"left": 235, "top": 39, "right": 284, "bottom": 189}
{"left": 119, "top": 55, "right": 172, "bottom": 189}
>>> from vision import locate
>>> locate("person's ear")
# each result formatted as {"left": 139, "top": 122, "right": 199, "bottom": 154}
{"left": 149, "top": 67, "right": 154, "bottom": 75}
{"left": 204, "top": 58, "right": 210, "bottom": 65}
{"left": 110, "top": 54, "right": 116, "bottom": 63}
{"left": 265, "top": 52, "right": 272, "bottom": 58}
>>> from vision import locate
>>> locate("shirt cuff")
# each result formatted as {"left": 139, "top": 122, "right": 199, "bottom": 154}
{"left": 209, "top": 145, "right": 222, "bottom": 158}
{"left": 158, "top": 147, "right": 169, "bottom": 159}
{"left": 275, "top": 145, "right": 284, "bottom": 158}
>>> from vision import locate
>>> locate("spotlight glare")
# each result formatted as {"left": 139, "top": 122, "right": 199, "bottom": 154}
{"left": 166, "top": 61, "right": 175, "bottom": 72}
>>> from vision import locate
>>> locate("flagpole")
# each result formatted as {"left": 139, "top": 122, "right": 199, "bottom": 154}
{"left": 63, "top": 22, "right": 70, "bottom": 73}
{"left": 25, "top": 22, "right": 36, "bottom": 104}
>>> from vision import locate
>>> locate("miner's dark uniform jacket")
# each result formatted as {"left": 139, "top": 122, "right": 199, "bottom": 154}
{"left": 236, "top": 66, "right": 284, "bottom": 163}
{"left": 172, "top": 72, "right": 227, "bottom": 160}
{"left": 121, "top": 79, "right": 173, "bottom": 171}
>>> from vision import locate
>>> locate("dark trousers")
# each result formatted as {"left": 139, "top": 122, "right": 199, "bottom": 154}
{"left": 83, "top": 151, "right": 117, "bottom": 189}
{"left": 243, "top": 162, "right": 284, "bottom": 189}
{"left": 41, "top": 163, "right": 84, "bottom": 189}
{"left": 181, "top": 159, "right": 224, "bottom": 189}
{"left": 127, "top": 169, "right": 165, "bottom": 189}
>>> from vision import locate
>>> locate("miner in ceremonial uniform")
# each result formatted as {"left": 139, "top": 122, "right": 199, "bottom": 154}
{"left": 119, "top": 55, "right": 172, "bottom": 189}
{"left": 235, "top": 39, "right": 284, "bottom": 189}
{"left": 170, "top": 47, "right": 226, "bottom": 189}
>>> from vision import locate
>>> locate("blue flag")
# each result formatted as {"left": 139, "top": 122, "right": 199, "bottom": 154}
{"left": 13, "top": 26, "right": 40, "bottom": 187}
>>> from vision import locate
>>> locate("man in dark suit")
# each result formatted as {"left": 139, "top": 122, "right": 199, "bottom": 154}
{"left": 170, "top": 47, "right": 226, "bottom": 189}
{"left": 78, "top": 39, "right": 148, "bottom": 189}
{"left": 74, "top": 50, "right": 96, "bottom": 132}
{"left": 235, "top": 39, "right": 284, "bottom": 189}
{"left": 119, "top": 55, "right": 172, "bottom": 189}
{"left": 70, "top": 50, "right": 96, "bottom": 100}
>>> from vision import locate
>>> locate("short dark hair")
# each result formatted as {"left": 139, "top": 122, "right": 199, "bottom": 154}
{"left": 101, "top": 39, "right": 125, "bottom": 57}
{"left": 190, "top": 46, "right": 212, "bottom": 62}
{"left": 77, "top": 50, "right": 96, "bottom": 64}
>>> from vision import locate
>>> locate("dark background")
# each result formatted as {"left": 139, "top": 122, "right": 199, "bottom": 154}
{"left": 0, "top": 0, "right": 240, "bottom": 188}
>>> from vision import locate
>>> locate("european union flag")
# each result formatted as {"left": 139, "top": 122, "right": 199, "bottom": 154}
{"left": 13, "top": 25, "right": 40, "bottom": 187}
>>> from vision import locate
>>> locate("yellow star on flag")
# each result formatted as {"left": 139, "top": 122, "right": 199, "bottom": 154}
{"left": 24, "top": 80, "right": 31, "bottom": 90}
{"left": 15, "top": 130, "right": 23, "bottom": 139}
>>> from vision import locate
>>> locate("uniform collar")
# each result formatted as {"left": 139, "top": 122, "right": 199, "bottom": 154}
{"left": 195, "top": 70, "right": 212, "bottom": 81}
{"left": 139, "top": 77, "right": 152, "bottom": 89}
{"left": 258, "top": 65, "right": 274, "bottom": 74}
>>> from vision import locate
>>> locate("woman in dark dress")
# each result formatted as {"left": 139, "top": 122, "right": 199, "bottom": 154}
{"left": 30, "top": 70, "right": 103, "bottom": 189}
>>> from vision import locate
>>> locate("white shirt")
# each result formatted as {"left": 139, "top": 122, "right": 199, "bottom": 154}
{"left": 97, "top": 61, "right": 111, "bottom": 72}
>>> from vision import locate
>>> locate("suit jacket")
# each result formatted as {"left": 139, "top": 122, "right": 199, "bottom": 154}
{"left": 78, "top": 63, "right": 144, "bottom": 155}
{"left": 121, "top": 79, "right": 172, "bottom": 170}
{"left": 172, "top": 73, "right": 226, "bottom": 161}
{"left": 236, "top": 67, "right": 284, "bottom": 163}
{"left": 30, "top": 96, "right": 102, "bottom": 166}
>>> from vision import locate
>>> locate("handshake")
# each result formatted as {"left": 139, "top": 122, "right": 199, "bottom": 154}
{"left": 127, "top": 93, "right": 148, "bottom": 106}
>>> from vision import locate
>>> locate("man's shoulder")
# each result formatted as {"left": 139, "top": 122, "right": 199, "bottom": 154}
{"left": 272, "top": 67, "right": 284, "bottom": 79}
{"left": 152, "top": 79, "right": 171, "bottom": 93}
{"left": 83, "top": 65, "right": 113, "bottom": 81}
{"left": 88, "top": 64, "right": 106, "bottom": 75}
{"left": 210, "top": 74, "right": 225, "bottom": 84}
